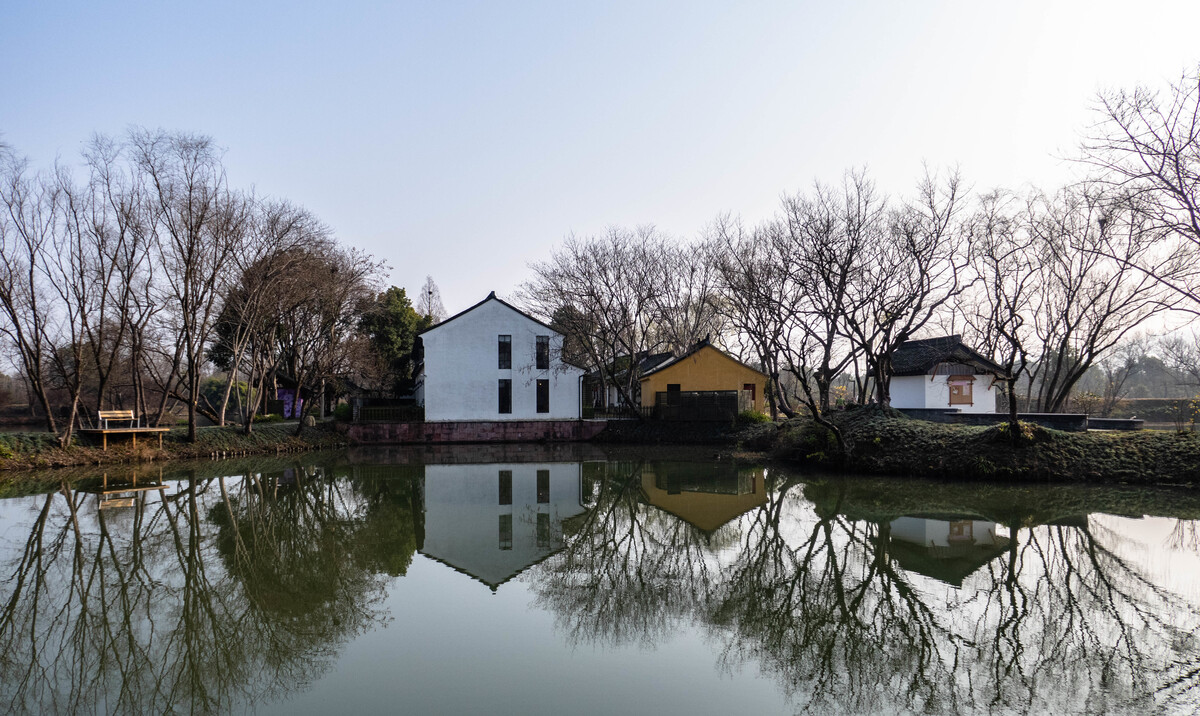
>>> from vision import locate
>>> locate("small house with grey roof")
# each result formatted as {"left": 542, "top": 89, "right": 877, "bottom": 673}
{"left": 889, "top": 335, "right": 1007, "bottom": 414}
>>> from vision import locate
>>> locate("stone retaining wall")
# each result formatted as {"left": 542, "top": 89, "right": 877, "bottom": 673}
{"left": 343, "top": 420, "right": 608, "bottom": 445}
{"left": 948, "top": 412, "right": 1089, "bottom": 432}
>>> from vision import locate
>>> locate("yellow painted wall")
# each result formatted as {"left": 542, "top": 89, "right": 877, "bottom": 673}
{"left": 639, "top": 345, "right": 768, "bottom": 412}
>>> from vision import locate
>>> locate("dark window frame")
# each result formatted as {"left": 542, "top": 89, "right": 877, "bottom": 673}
{"left": 536, "top": 379, "right": 549, "bottom": 413}
{"left": 536, "top": 335, "right": 550, "bottom": 370}
{"left": 537, "top": 469, "right": 550, "bottom": 503}
{"left": 499, "top": 470, "right": 512, "bottom": 505}
{"left": 499, "top": 379, "right": 512, "bottom": 414}
{"left": 498, "top": 335, "right": 512, "bottom": 369}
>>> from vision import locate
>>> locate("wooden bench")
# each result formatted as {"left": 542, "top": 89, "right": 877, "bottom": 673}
{"left": 79, "top": 410, "right": 170, "bottom": 451}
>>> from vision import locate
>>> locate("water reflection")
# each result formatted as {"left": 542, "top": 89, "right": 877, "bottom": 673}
{"left": 533, "top": 469, "right": 1200, "bottom": 715}
{"left": 0, "top": 461, "right": 421, "bottom": 715}
{"left": 887, "top": 515, "right": 1010, "bottom": 587}
{"left": 0, "top": 452, "right": 1197, "bottom": 714}
{"left": 421, "top": 462, "right": 585, "bottom": 589}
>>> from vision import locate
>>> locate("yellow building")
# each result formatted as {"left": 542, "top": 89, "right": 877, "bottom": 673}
{"left": 638, "top": 339, "right": 769, "bottom": 413}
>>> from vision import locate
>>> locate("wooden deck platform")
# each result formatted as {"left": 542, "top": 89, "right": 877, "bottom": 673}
{"left": 78, "top": 427, "right": 170, "bottom": 451}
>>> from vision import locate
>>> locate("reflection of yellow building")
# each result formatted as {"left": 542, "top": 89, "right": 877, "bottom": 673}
{"left": 640, "top": 462, "right": 767, "bottom": 533}
{"left": 638, "top": 339, "right": 769, "bottom": 413}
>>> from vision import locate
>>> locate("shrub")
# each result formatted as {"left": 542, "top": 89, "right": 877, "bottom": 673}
{"left": 333, "top": 403, "right": 352, "bottom": 421}
{"left": 736, "top": 410, "right": 771, "bottom": 426}
{"left": 254, "top": 413, "right": 284, "bottom": 424}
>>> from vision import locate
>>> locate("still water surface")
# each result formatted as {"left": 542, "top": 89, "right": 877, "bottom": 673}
{"left": 1, "top": 444, "right": 1198, "bottom": 715}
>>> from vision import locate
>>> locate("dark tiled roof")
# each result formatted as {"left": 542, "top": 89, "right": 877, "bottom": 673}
{"left": 890, "top": 335, "right": 1007, "bottom": 377}
{"left": 585, "top": 351, "right": 675, "bottom": 380}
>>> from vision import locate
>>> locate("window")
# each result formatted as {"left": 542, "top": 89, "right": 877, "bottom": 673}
{"left": 499, "top": 514, "right": 513, "bottom": 550}
{"left": 536, "top": 512, "right": 551, "bottom": 548}
{"left": 743, "top": 382, "right": 757, "bottom": 406}
{"left": 666, "top": 384, "right": 681, "bottom": 406}
{"left": 498, "top": 335, "right": 511, "bottom": 369}
{"left": 948, "top": 520, "right": 974, "bottom": 542}
{"left": 948, "top": 377, "right": 974, "bottom": 406}
{"left": 537, "top": 469, "right": 550, "bottom": 503}
{"left": 499, "top": 379, "right": 512, "bottom": 414}
{"left": 536, "top": 379, "right": 549, "bottom": 413}
{"left": 536, "top": 335, "right": 549, "bottom": 369}
{"left": 498, "top": 470, "right": 512, "bottom": 505}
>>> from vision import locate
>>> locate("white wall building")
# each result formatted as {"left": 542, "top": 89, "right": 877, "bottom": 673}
{"left": 420, "top": 462, "right": 586, "bottom": 589}
{"left": 415, "top": 292, "right": 584, "bottom": 421}
{"left": 888, "top": 335, "right": 1005, "bottom": 414}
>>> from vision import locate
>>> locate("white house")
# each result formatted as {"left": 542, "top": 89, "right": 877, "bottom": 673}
{"left": 419, "top": 461, "right": 586, "bottom": 589}
{"left": 415, "top": 292, "right": 584, "bottom": 421}
{"left": 889, "top": 335, "right": 1006, "bottom": 414}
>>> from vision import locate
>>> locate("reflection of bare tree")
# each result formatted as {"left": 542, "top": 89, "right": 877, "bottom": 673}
{"left": 532, "top": 459, "right": 731, "bottom": 648}
{"left": 1166, "top": 519, "right": 1200, "bottom": 554}
{"left": 0, "top": 462, "right": 422, "bottom": 715}
{"left": 533, "top": 467, "right": 1200, "bottom": 714}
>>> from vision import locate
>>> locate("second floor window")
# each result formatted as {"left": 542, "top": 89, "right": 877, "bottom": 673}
{"left": 498, "top": 335, "right": 511, "bottom": 369}
{"left": 536, "top": 335, "right": 549, "bottom": 369}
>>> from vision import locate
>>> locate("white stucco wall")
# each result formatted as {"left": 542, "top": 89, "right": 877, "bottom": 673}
{"left": 419, "top": 297, "right": 583, "bottom": 421}
{"left": 891, "top": 375, "right": 998, "bottom": 413}
{"left": 890, "top": 517, "right": 1005, "bottom": 547}
{"left": 890, "top": 376, "right": 927, "bottom": 410}
{"left": 420, "top": 462, "right": 585, "bottom": 587}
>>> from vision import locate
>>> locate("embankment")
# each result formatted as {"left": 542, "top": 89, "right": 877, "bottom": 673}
{"left": 0, "top": 422, "right": 347, "bottom": 473}
{"left": 769, "top": 406, "right": 1200, "bottom": 486}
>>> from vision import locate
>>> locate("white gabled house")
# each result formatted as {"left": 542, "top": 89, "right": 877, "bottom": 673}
{"left": 414, "top": 292, "right": 584, "bottom": 421}
{"left": 889, "top": 335, "right": 1007, "bottom": 414}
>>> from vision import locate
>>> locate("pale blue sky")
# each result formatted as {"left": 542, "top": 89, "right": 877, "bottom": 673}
{"left": 3, "top": 1, "right": 1199, "bottom": 313}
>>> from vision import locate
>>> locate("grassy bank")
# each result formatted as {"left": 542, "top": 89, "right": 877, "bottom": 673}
{"left": 768, "top": 406, "right": 1200, "bottom": 486}
{"left": 0, "top": 422, "right": 348, "bottom": 472}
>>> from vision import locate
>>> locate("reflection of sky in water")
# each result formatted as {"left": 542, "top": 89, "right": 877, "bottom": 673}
{"left": 1091, "top": 514, "right": 1200, "bottom": 600}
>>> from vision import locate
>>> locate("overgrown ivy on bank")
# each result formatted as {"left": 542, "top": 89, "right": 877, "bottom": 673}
{"left": 768, "top": 406, "right": 1200, "bottom": 486}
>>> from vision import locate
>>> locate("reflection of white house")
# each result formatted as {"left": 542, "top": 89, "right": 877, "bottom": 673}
{"left": 415, "top": 292, "right": 584, "bottom": 421}
{"left": 888, "top": 515, "right": 1011, "bottom": 587}
{"left": 420, "top": 462, "right": 586, "bottom": 589}
{"left": 889, "top": 335, "right": 1006, "bottom": 414}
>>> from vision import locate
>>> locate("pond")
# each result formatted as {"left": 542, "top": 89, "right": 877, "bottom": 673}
{"left": 1, "top": 444, "right": 1198, "bottom": 715}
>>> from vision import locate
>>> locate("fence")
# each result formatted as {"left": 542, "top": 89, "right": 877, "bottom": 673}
{"left": 653, "top": 390, "right": 740, "bottom": 422}
{"left": 582, "top": 405, "right": 653, "bottom": 420}
{"left": 353, "top": 403, "right": 424, "bottom": 422}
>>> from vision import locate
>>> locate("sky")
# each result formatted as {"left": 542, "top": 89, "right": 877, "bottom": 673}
{"left": 3, "top": 1, "right": 1199, "bottom": 314}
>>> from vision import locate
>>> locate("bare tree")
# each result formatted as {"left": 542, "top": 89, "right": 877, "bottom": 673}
{"left": 963, "top": 189, "right": 1037, "bottom": 435}
{"left": 1082, "top": 67, "right": 1200, "bottom": 312}
{"left": 521, "top": 226, "right": 670, "bottom": 410}
{"left": 844, "top": 170, "right": 970, "bottom": 407}
{"left": 130, "top": 129, "right": 250, "bottom": 441}
{"left": 1094, "top": 335, "right": 1147, "bottom": 417}
{"left": 1024, "top": 187, "right": 1172, "bottom": 412}
{"left": 209, "top": 200, "right": 322, "bottom": 425}
{"left": 0, "top": 152, "right": 61, "bottom": 434}
{"left": 276, "top": 244, "right": 383, "bottom": 435}
{"left": 416, "top": 275, "right": 446, "bottom": 324}
{"left": 778, "top": 171, "right": 880, "bottom": 414}
{"left": 707, "top": 215, "right": 796, "bottom": 418}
